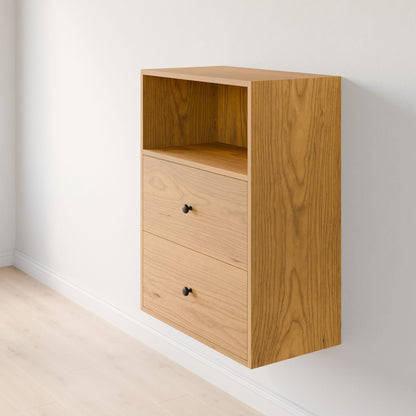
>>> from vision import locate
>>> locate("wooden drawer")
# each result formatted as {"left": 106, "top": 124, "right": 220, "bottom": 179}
{"left": 142, "top": 232, "right": 248, "bottom": 363}
{"left": 143, "top": 156, "right": 247, "bottom": 269}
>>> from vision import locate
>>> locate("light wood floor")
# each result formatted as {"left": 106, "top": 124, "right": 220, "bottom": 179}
{"left": 0, "top": 266, "right": 261, "bottom": 416}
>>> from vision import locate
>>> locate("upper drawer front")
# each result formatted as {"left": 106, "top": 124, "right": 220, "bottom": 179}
{"left": 143, "top": 156, "right": 247, "bottom": 269}
{"left": 142, "top": 232, "right": 248, "bottom": 362}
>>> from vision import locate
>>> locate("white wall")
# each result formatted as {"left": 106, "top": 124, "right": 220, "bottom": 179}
{"left": 15, "top": 1, "right": 416, "bottom": 415}
{"left": 0, "top": 0, "right": 15, "bottom": 266}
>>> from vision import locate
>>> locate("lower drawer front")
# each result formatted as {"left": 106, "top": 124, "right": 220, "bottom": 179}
{"left": 142, "top": 232, "right": 247, "bottom": 362}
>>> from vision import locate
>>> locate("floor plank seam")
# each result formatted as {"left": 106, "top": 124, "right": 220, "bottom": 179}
{"left": 10, "top": 252, "right": 316, "bottom": 416}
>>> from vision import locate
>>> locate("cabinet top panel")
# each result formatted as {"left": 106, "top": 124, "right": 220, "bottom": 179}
{"left": 141, "top": 66, "right": 335, "bottom": 86}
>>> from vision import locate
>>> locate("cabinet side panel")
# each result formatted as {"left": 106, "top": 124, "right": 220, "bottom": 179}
{"left": 217, "top": 84, "right": 248, "bottom": 147}
{"left": 250, "top": 77, "right": 341, "bottom": 368}
{"left": 142, "top": 75, "right": 217, "bottom": 148}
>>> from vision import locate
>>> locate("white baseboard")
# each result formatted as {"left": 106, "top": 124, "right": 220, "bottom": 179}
{"left": 13, "top": 249, "right": 316, "bottom": 416}
{"left": 0, "top": 250, "right": 14, "bottom": 267}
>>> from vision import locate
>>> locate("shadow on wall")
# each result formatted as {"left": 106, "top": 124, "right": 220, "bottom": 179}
{"left": 341, "top": 78, "right": 416, "bottom": 383}
{"left": 242, "top": 80, "right": 416, "bottom": 416}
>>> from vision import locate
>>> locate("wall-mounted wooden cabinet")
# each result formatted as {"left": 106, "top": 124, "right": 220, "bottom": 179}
{"left": 140, "top": 66, "right": 341, "bottom": 368}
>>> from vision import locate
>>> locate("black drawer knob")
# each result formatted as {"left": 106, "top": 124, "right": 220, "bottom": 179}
{"left": 182, "top": 204, "right": 192, "bottom": 214}
{"left": 182, "top": 287, "right": 192, "bottom": 296}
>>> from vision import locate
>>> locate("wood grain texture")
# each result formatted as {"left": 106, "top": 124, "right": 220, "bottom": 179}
{"left": 0, "top": 267, "right": 259, "bottom": 415}
{"left": 142, "top": 76, "right": 217, "bottom": 149}
{"left": 217, "top": 84, "right": 247, "bottom": 147}
{"left": 142, "top": 142, "right": 247, "bottom": 180}
{"left": 142, "top": 75, "right": 247, "bottom": 151}
{"left": 143, "top": 156, "right": 247, "bottom": 269}
{"left": 249, "top": 77, "right": 341, "bottom": 368}
{"left": 141, "top": 67, "right": 341, "bottom": 368}
{"left": 142, "top": 233, "right": 248, "bottom": 363}
{"left": 141, "top": 66, "right": 329, "bottom": 86}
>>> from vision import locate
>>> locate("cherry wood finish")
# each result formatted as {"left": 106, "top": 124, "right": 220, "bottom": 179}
{"left": 249, "top": 77, "right": 341, "bottom": 368}
{"left": 142, "top": 76, "right": 217, "bottom": 149}
{"left": 141, "top": 66, "right": 341, "bottom": 368}
{"left": 142, "top": 142, "right": 247, "bottom": 180}
{"left": 142, "top": 66, "right": 329, "bottom": 86}
{"left": 143, "top": 156, "right": 247, "bottom": 269}
{"left": 142, "top": 232, "right": 248, "bottom": 364}
{"left": 217, "top": 84, "right": 247, "bottom": 147}
{"left": 142, "top": 75, "right": 247, "bottom": 150}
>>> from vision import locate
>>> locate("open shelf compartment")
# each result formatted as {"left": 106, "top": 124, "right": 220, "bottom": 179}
{"left": 141, "top": 75, "right": 248, "bottom": 180}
